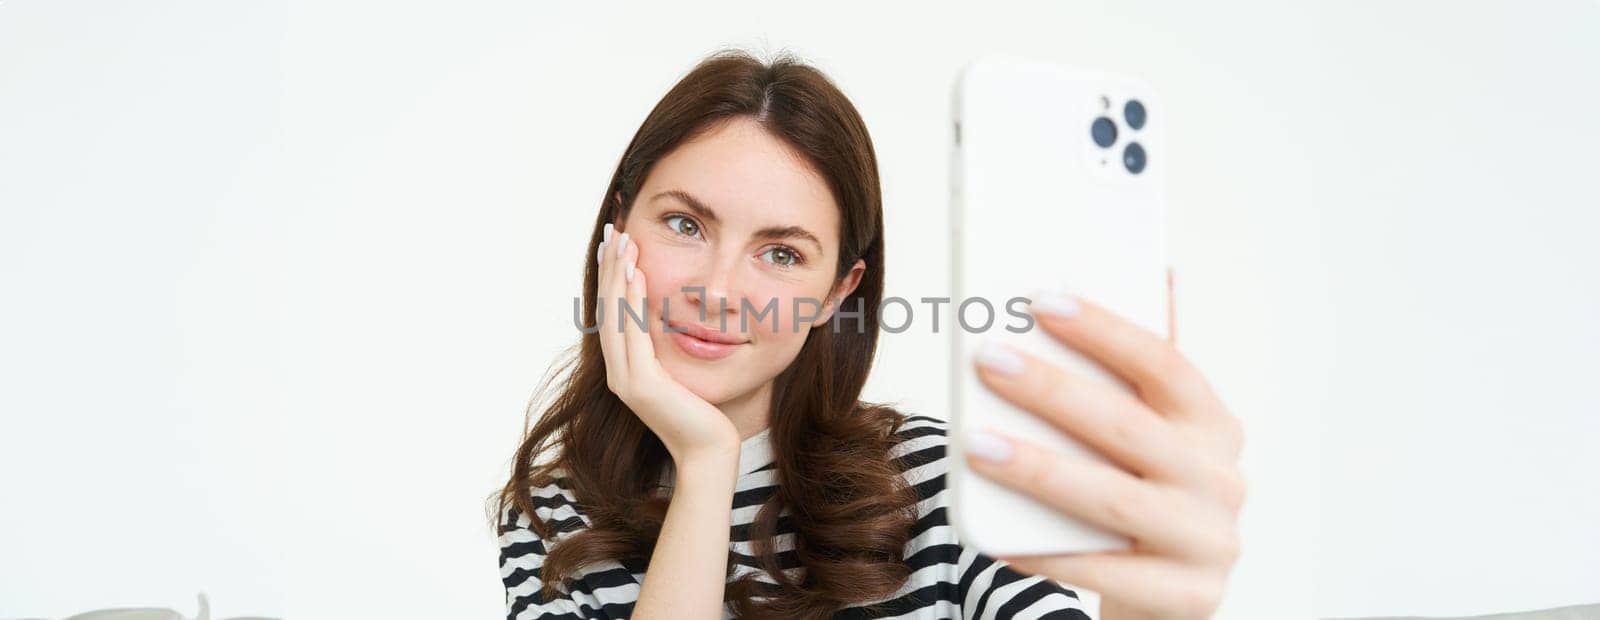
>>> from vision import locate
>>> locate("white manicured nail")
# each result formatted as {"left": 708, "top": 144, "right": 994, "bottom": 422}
{"left": 616, "top": 232, "right": 629, "bottom": 258}
{"left": 964, "top": 427, "right": 1014, "bottom": 463}
{"left": 1031, "top": 290, "right": 1080, "bottom": 318}
{"left": 975, "top": 341, "right": 1025, "bottom": 375}
{"left": 603, "top": 222, "right": 613, "bottom": 243}
{"left": 625, "top": 261, "right": 634, "bottom": 282}
{"left": 596, "top": 241, "right": 606, "bottom": 264}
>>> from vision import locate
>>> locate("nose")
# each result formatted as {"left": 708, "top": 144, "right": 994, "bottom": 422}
{"left": 685, "top": 252, "right": 743, "bottom": 328}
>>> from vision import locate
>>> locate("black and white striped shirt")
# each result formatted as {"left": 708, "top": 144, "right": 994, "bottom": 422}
{"left": 498, "top": 414, "right": 1092, "bottom": 619}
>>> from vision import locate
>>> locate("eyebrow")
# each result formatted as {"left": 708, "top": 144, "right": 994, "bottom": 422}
{"left": 649, "top": 189, "right": 824, "bottom": 255}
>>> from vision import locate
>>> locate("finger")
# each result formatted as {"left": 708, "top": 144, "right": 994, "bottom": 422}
{"left": 620, "top": 240, "right": 656, "bottom": 374}
{"left": 963, "top": 427, "right": 1236, "bottom": 563}
{"left": 997, "top": 552, "right": 1228, "bottom": 619}
{"left": 1029, "top": 291, "right": 1219, "bottom": 420}
{"left": 597, "top": 232, "right": 629, "bottom": 375}
{"left": 1167, "top": 266, "right": 1177, "bottom": 346}
{"left": 972, "top": 341, "right": 1196, "bottom": 483}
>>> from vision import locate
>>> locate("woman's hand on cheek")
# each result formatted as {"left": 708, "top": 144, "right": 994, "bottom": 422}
{"left": 597, "top": 224, "right": 740, "bottom": 465}
{"left": 962, "top": 286, "right": 1245, "bottom": 620}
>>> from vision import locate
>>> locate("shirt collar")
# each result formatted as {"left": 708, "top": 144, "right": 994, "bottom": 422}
{"left": 738, "top": 425, "right": 774, "bottom": 476}
{"left": 659, "top": 425, "right": 774, "bottom": 489}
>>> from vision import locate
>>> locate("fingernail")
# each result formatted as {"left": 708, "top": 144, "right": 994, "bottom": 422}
{"left": 616, "top": 232, "right": 629, "bottom": 258}
{"left": 604, "top": 222, "right": 614, "bottom": 243}
{"left": 975, "top": 341, "right": 1025, "bottom": 375}
{"left": 625, "top": 261, "right": 635, "bottom": 282}
{"left": 596, "top": 241, "right": 606, "bottom": 264}
{"left": 964, "top": 427, "right": 1013, "bottom": 463}
{"left": 1031, "top": 290, "right": 1080, "bottom": 319}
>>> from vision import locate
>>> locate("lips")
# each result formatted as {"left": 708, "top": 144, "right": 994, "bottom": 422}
{"left": 667, "top": 320, "right": 748, "bottom": 344}
{"left": 666, "top": 320, "right": 748, "bottom": 360}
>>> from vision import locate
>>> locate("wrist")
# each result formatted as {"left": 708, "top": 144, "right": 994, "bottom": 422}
{"left": 662, "top": 424, "right": 740, "bottom": 466}
{"left": 671, "top": 442, "right": 740, "bottom": 479}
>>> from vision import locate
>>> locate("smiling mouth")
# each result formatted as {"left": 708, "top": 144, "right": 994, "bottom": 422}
{"left": 665, "top": 320, "right": 748, "bottom": 360}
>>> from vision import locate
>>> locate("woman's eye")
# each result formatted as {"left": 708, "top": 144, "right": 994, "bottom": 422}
{"left": 764, "top": 247, "right": 800, "bottom": 267}
{"left": 666, "top": 215, "right": 700, "bottom": 238}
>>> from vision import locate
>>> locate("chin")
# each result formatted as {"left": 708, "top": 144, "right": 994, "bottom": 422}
{"left": 661, "top": 356, "right": 743, "bottom": 405}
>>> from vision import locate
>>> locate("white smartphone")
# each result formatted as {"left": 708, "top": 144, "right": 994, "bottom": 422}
{"left": 948, "top": 56, "right": 1169, "bottom": 557}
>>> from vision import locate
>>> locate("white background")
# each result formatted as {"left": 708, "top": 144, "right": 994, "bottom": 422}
{"left": 2, "top": 2, "right": 1596, "bottom": 619}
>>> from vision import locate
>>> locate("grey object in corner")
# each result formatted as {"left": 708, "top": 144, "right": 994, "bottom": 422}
{"left": 1325, "top": 603, "right": 1600, "bottom": 620}
{"left": 37, "top": 594, "right": 280, "bottom": 620}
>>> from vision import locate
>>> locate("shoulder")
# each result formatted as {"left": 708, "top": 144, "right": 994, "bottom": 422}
{"left": 889, "top": 412, "right": 951, "bottom": 446}
{"left": 498, "top": 469, "right": 591, "bottom": 546}
{"left": 498, "top": 469, "right": 594, "bottom": 590}
{"left": 498, "top": 471, "right": 645, "bottom": 618}
{"left": 887, "top": 414, "right": 953, "bottom": 488}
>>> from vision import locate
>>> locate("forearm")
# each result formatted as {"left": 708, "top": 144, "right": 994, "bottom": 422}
{"left": 632, "top": 449, "right": 740, "bottom": 619}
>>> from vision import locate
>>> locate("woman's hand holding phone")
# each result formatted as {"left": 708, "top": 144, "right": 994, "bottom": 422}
{"left": 962, "top": 274, "right": 1245, "bottom": 620}
{"left": 596, "top": 223, "right": 740, "bottom": 465}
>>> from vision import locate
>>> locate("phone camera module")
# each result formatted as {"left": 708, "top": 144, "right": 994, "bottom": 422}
{"left": 1124, "top": 99, "right": 1147, "bottom": 130}
{"left": 1091, "top": 117, "right": 1117, "bottom": 148}
{"left": 1123, "top": 142, "right": 1147, "bottom": 174}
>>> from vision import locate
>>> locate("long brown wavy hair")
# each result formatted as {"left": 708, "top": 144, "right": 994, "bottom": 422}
{"left": 494, "top": 48, "right": 922, "bottom": 617}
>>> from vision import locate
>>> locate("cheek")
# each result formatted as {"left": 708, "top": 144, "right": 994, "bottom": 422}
{"left": 638, "top": 246, "right": 698, "bottom": 308}
{"left": 743, "top": 281, "right": 827, "bottom": 343}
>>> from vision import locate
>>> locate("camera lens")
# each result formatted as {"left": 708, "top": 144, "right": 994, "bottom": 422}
{"left": 1123, "top": 142, "right": 1147, "bottom": 174}
{"left": 1124, "top": 99, "right": 1147, "bottom": 130}
{"left": 1090, "top": 117, "right": 1117, "bottom": 148}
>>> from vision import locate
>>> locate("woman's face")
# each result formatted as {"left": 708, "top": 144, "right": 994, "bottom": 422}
{"left": 616, "top": 116, "right": 865, "bottom": 406}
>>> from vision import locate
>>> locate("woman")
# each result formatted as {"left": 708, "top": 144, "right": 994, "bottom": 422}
{"left": 496, "top": 48, "right": 1244, "bottom": 619}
